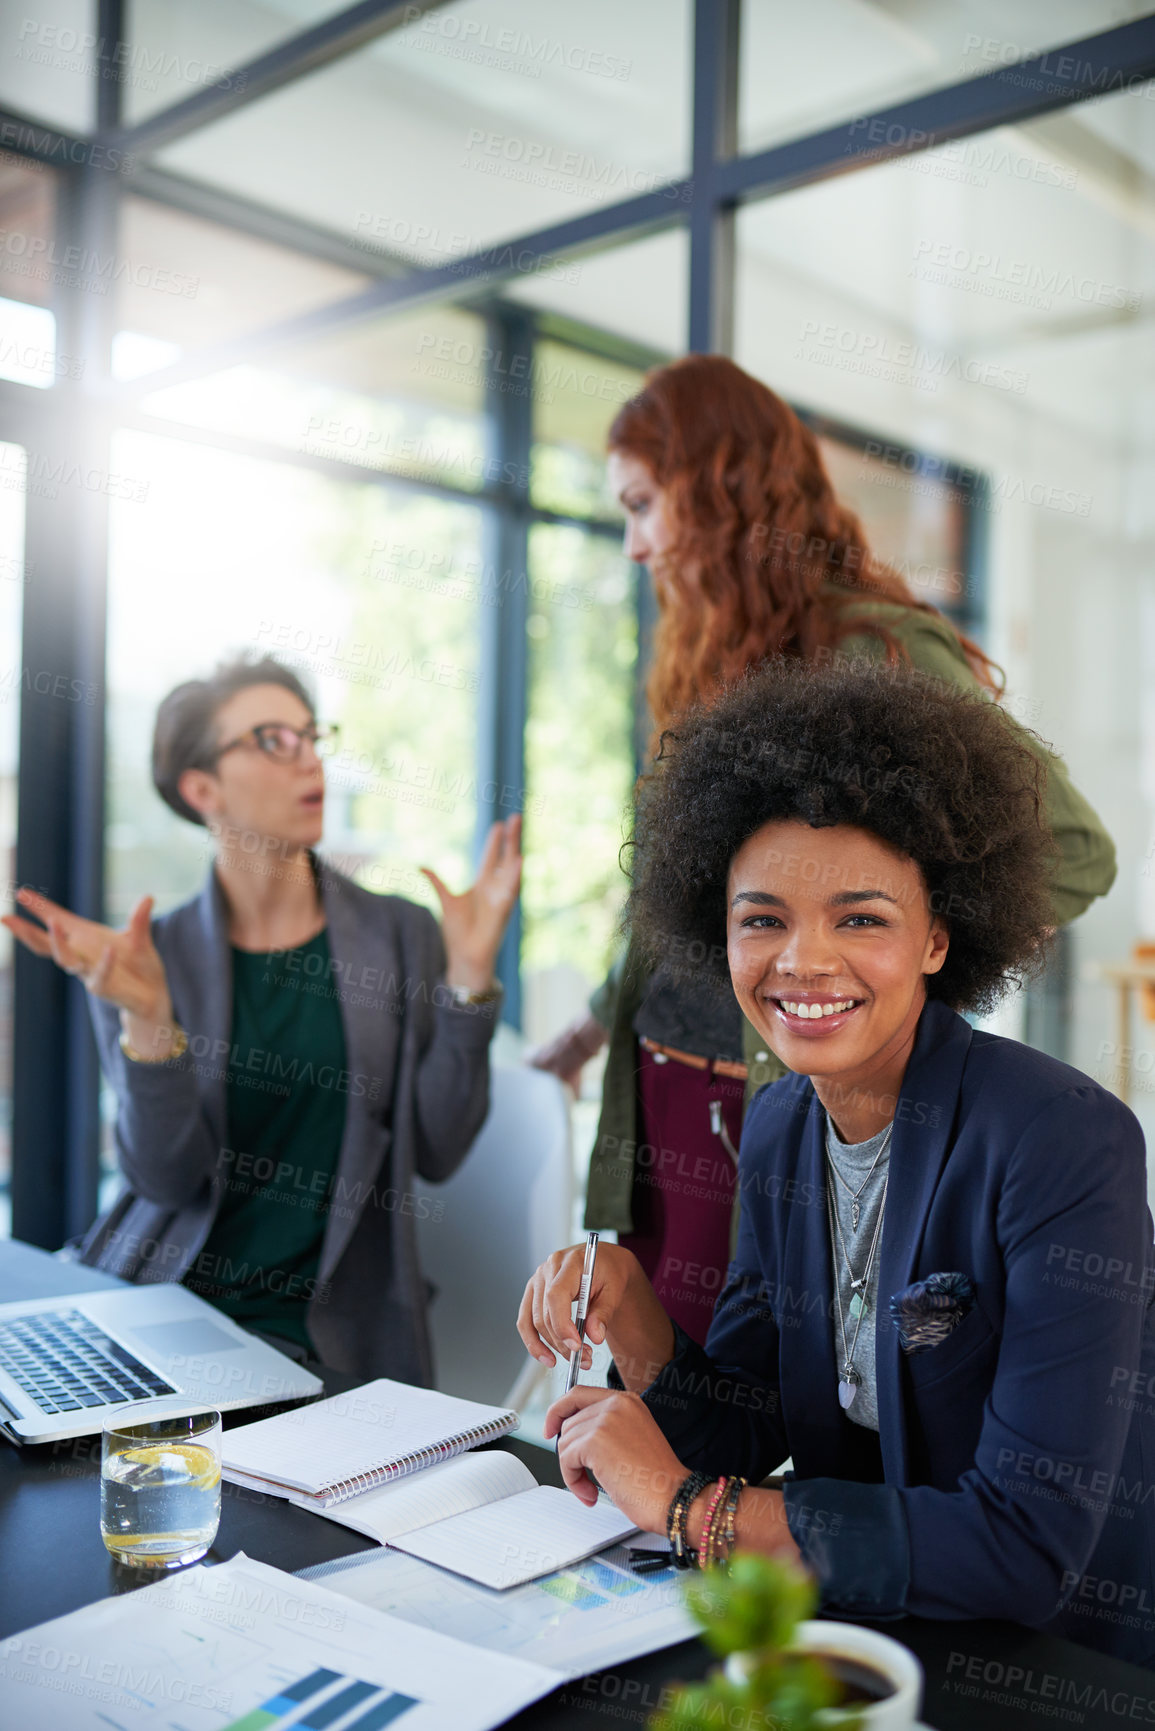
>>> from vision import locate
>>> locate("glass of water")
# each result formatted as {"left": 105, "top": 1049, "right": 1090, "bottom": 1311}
{"left": 101, "top": 1399, "right": 221, "bottom": 1568}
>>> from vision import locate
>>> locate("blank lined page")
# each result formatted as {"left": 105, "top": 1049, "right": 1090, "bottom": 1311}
{"left": 298, "top": 1450, "right": 537, "bottom": 1543}
{"left": 220, "top": 1379, "right": 517, "bottom": 1498}
{"left": 393, "top": 1486, "right": 638, "bottom": 1588}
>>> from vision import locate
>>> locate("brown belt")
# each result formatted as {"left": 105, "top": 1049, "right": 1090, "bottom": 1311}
{"left": 639, "top": 1035, "right": 748, "bottom": 1082}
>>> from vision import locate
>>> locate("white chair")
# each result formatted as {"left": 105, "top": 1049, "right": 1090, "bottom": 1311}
{"left": 414, "top": 1064, "right": 572, "bottom": 1410}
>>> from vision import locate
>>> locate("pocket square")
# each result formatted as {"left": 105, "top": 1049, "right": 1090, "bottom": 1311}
{"left": 890, "top": 1271, "right": 976, "bottom": 1355}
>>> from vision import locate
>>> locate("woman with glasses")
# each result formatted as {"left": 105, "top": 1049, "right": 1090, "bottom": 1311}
{"left": 3, "top": 655, "right": 522, "bottom": 1383}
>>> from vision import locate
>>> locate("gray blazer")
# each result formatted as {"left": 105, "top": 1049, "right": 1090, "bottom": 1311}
{"left": 77, "top": 857, "right": 498, "bottom": 1385}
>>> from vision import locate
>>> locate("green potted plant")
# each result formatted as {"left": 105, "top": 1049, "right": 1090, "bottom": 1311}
{"left": 651, "top": 1554, "right": 923, "bottom": 1731}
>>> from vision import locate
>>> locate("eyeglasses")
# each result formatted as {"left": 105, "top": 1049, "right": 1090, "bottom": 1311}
{"left": 213, "top": 721, "right": 340, "bottom": 765}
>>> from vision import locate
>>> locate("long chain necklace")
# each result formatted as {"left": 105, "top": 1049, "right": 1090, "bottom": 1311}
{"left": 825, "top": 1120, "right": 893, "bottom": 1232}
{"left": 827, "top": 1165, "right": 888, "bottom": 1411}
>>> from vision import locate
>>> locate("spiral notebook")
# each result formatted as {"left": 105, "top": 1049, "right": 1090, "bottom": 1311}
{"left": 220, "top": 1378, "right": 518, "bottom": 1509}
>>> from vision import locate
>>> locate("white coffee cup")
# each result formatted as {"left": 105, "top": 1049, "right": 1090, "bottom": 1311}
{"left": 725, "top": 1619, "right": 923, "bottom": 1729}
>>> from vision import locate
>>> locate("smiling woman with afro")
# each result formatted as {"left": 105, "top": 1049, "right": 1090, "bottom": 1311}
{"left": 628, "top": 656, "right": 1055, "bottom": 1016}
{"left": 519, "top": 658, "right": 1154, "bottom": 1669}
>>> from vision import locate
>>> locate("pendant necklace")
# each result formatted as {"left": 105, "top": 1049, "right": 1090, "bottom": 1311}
{"left": 826, "top": 1120, "right": 892, "bottom": 1232}
{"left": 827, "top": 1168, "right": 888, "bottom": 1410}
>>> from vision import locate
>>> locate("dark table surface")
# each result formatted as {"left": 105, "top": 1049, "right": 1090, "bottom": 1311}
{"left": 2, "top": 1366, "right": 1154, "bottom": 1730}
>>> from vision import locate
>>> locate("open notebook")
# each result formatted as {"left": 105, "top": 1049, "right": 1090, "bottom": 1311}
{"left": 221, "top": 1381, "right": 637, "bottom": 1590}
{"left": 306, "top": 1449, "right": 637, "bottom": 1589}
{"left": 220, "top": 1378, "right": 518, "bottom": 1508}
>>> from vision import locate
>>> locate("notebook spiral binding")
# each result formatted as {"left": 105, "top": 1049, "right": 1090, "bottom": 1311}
{"left": 322, "top": 1414, "right": 516, "bottom": 1505}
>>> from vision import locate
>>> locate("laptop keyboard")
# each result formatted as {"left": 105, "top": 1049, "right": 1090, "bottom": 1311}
{"left": 0, "top": 1309, "right": 175, "bottom": 1414}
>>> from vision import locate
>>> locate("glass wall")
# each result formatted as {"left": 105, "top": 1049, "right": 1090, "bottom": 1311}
{"left": 522, "top": 523, "right": 636, "bottom": 1039}
{"left": 136, "top": 303, "right": 491, "bottom": 491}
{"left": 519, "top": 323, "right": 652, "bottom": 1055}
{"left": 0, "top": 1, "right": 97, "bottom": 132}
{"left": 146, "top": 0, "right": 692, "bottom": 249}
{"left": 738, "top": 0, "right": 1152, "bottom": 154}
{"left": 816, "top": 434, "right": 977, "bottom": 630}
{"left": 0, "top": 158, "right": 58, "bottom": 392}
{"left": 114, "top": 196, "right": 372, "bottom": 378}
{"left": 123, "top": 0, "right": 353, "bottom": 124}
{"left": 0, "top": 444, "right": 26, "bottom": 1232}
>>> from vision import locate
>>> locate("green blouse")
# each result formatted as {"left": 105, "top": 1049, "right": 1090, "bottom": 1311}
{"left": 185, "top": 930, "right": 348, "bottom": 1349}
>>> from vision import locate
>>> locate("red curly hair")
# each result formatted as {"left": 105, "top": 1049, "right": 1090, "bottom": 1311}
{"left": 609, "top": 355, "right": 1000, "bottom": 733}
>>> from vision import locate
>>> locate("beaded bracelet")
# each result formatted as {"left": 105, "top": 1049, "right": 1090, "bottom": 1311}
{"left": 700, "top": 1477, "right": 728, "bottom": 1569}
{"left": 697, "top": 1477, "right": 728, "bottom": 1568}
{"left": 713, "top": 1475, "right": 747, "bottom": 1568}
{"left": 697, "top": 1474, "right": 747, "bottom": 1569}
{"left": 666, "top": 1471, "right": 711, "bottom": 1569}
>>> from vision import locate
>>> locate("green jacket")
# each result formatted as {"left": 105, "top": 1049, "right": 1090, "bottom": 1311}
{"left": 584, "top": 601, "right": 1117, "bottom": 1233}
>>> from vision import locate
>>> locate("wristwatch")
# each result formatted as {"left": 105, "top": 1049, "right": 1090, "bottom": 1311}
{"left": 446, "top": 981, "right": 505, "bottom": 1008}
{"left": 119, "top": 1023, "right": 189, "bottom": 1063}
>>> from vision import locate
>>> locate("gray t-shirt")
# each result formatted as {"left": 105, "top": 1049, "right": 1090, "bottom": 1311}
{"left": 825, "top": 1114, "right": 891, "bottom": 1432}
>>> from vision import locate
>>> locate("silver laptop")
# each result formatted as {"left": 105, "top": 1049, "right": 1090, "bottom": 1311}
{"left": 0, "top": 1241, "right": 322, "bottom": 1444}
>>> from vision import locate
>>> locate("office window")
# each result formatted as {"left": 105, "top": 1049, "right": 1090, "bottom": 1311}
{"left": 123, "top": 0, "right": 353, "bottom": 123}
{"left": 0, "top": 158, "right": 57, "bottom": 319}
{"left": 521, "top": 524, "right": 636, "bottom": 1045}
{"left": 148, "top": 0, "right": 692, "bottom": 251}
{"left": 732, "top": 145, "right": 1017, "bottom": 638}
{"left": 0, "top": 299, "right": 59, "bottom": 392}
{"left": 0, "top": 0, "right": 97, "bottom": 132}
{"left": 530, "top": 338, "right": 645, "bottom": 517}
{"left": 113, "top": 197, "right": 372, "bottom": 378}
{"left": 0, "top": 445, "right": 26, "bottom": 1235}
{"left": 137, "top": 305, "right": 490, "bottom": 495}
{"left": 508, "top": 228, "right": 688, "bottom": 362}
{"left": 817, "top": 433, "right": 975, "bottom": 627}
{"left": 105, "top": 430, "right": 483, "bottom": 928}
{"left": 516, "top": 258, "right": 681, "bottom": 1053}
{"left": 738, "top": 0, "right": 1150, "bottom": 156}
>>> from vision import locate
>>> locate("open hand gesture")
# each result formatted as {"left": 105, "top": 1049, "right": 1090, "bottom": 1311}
{"left": 420, "top": 814, "right": 522, "bottom": 992}
{"left": 2, "top": 888, "right": 173, "bottom": 1025}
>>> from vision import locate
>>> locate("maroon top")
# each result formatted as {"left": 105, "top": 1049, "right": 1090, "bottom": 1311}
{"left": 619, "top": 1045, "right": 744, "bottom": 1345}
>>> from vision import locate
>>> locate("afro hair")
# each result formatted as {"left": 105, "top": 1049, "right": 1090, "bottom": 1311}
{"left": 627, "top": 658, "right": 1057, "bottom": 1014}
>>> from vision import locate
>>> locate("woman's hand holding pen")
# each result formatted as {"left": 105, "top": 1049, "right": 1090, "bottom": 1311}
{"left": 544, "top": 1386, "right": 690, "bottom": 1531}
{"left": 517, "top": 1243, "right": 675, "bottom": 1394}
{"left": 522, "top": 1244, "right": 802, "bottom": 1560}
{"left": 544, "top": 1387, "right": 802, "bottom": 1569}
{"left": 518, "top": 1241, "right": 627, "bottom": 1373}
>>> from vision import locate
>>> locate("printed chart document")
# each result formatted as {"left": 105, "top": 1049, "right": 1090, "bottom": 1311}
{"left": 220, "top": 1379, "right": 517, "bottom": 1507}
{"left": 301, "top": 1539, "right": 698, "bottom": 1680}
{"left": 0, "top": 1554, "right": 558, "bottom": 1731}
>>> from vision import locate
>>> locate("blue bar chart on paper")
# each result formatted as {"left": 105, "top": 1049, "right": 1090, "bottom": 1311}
{"left": 223, "top": 1665, "right": 418, "bottom": 1730}
{"left": 0, "top": 1556, "right": 556, "bottom": 1730}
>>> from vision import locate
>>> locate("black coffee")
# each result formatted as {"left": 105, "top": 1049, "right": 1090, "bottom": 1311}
{"left": 821, "top": 1652, "right": 897, "bottom": 1706}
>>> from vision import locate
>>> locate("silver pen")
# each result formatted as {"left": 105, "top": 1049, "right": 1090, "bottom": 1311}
{"left": 564, "top": 1231, "right": 600, "bottom": 1394}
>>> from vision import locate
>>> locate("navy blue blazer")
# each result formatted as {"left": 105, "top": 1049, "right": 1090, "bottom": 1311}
{"left": 643, "top": 999, "right": 1155, "bottom": 1667}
